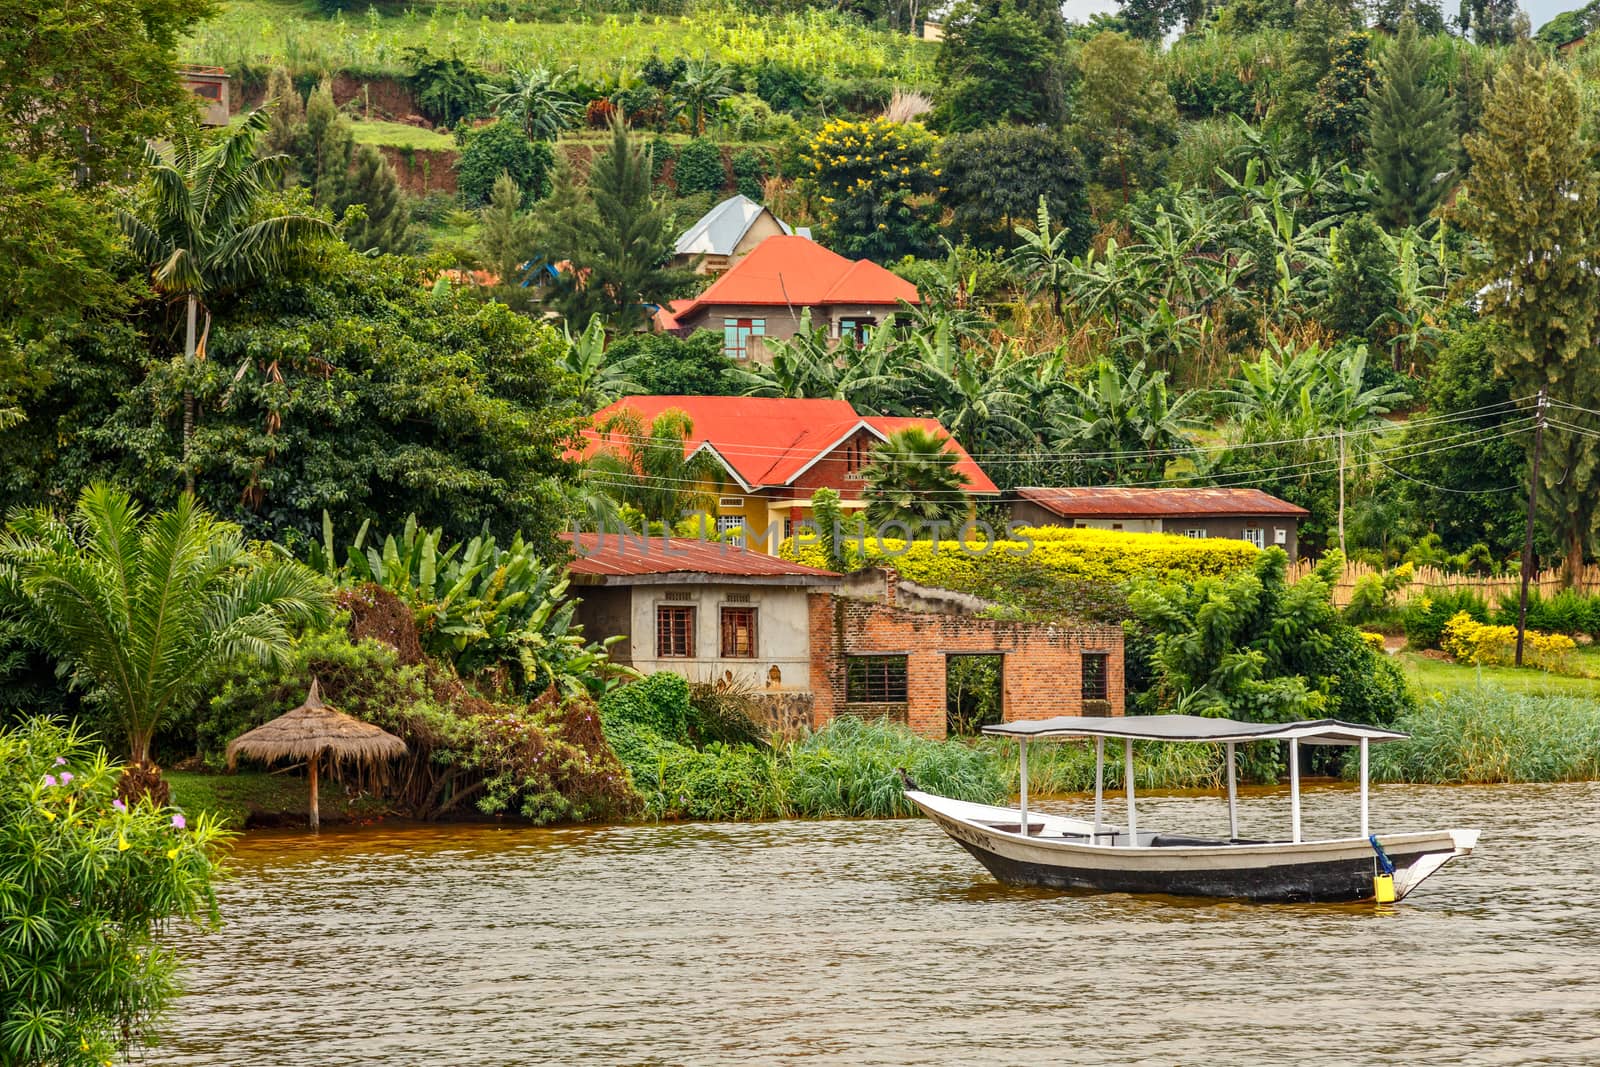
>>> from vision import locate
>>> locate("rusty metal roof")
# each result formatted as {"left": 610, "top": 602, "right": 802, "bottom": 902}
{"left": 562, "top": 534, "right": 841, "bottom": 584}
{"left": 1017, "top": 486, "right": 1309, "bottom": 519}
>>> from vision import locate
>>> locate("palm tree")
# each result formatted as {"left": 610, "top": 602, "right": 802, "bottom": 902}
{"left": 585, "top": 408, "right": 725, "bottom": 525}
{"left": 860, "top": 426, "right": 972, "bottom": 531}
{"left": 675, "top": 60, "right": 734, "bottom": 136}
{"left": 0, "top": 485, "right": 331, "bottom": 765}
{"left": 116, "top": 110, "right": 333, "bottom": 493}
{"left": 483, "top": 65, "right": 582, "bottom": 142}
{"left": 1008, "top": 195, "right": 1075, "bottom": 319}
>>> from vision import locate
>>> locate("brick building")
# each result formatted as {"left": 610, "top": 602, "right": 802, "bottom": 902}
{"left": 807, "top": 572, "right": 1125, "bottom": 740}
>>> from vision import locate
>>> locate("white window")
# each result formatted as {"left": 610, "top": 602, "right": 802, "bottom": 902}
{"left": 1275, "top": 528, "right": 1288, "bottom": 545}
{"left": 1185, "top": 529, "right": 1208, "bottom": 539}
{"left": 1243, "top": 528, "right": 1265, "bottom": 548}
{"left": 716, "top": 515, "right": 744, "bottom": 538}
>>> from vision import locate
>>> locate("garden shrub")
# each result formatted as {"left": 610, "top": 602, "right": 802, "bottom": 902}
{"left": 1439, "top": 612, "right": 1577, "bottom": 672}
{"left": 1363, "top": 687, "right": 1600, "bottom": 783}
{"left": 205, "top": 619, "right": 639, "bottom": 823}
{"left": 673, "top": 139, "right": 726, "bottom": 196}
{"left": 1403, "top": 589, "right": 1491, "bottom": 649}
{"left": 0, "top": 718, "right": 226, "bottom": 1066}
{"left": 784, "top": 526, "right": 1257, "bottom": 603}
{"left": 1358, "top": 631, "right": 1387, "bottom": 652}
{"left": 455, "top": 120, "right": 554, "bottom": 207}
{"left": 731, "top": 147, "right": 770, "bottom": 199}
{"left": 648, "top": 135, "right": 676, "bottom": 181}
{"left": 1494, "top": 588, "right": 1600, "bottom": 638}
{"left": 1344, "top": 562, "right": 1412, "bottom": 625}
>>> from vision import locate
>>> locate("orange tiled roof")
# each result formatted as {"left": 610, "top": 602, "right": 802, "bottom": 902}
{"left": 673, "top": 235, "right": 919, "bottom": 316}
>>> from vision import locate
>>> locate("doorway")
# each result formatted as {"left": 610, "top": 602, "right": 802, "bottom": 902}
{"left": 946, "top": 654, "right": 1004, "bottom": 737}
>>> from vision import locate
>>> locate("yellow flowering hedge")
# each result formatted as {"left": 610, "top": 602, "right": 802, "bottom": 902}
{"left": 1358, "top": 631, "right": 1387, "bottom": 652}
{"left": 1439, "top": 611, "right": 1577, "bottom": 672}
{"left": 784, "top": 526, "right": 1257, "bottom": 601}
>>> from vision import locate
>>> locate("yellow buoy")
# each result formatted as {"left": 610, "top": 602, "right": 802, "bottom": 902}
{"left": 1373, "top": 873, "right": 1396, "bottom": 903}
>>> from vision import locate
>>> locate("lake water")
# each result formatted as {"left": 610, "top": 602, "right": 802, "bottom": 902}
{"left": 163, "top": 781, "right": 1600, "bottom": 1065}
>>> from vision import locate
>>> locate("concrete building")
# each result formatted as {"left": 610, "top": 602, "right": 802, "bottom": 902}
{"left": 670, "top": 194, "right": 808, "bottom": 276}
{"left": 1012, "top": 486, "right": 1309, "bottom": 558}
{"left": 653, "top": 235, "right": 920, "bottom": 361}
{"left": 574, "top": 396, "right": 999, "bottom": 554}
{"left": 178, "top": 66, "right": 230, "bottom": 126}
{"left": 566, "top": 534, "right": 840, "bottom": 695}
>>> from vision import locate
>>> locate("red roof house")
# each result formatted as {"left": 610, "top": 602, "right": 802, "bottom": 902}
{"left": 655, "top": 235, "right": 920, "bottom": 360}
{"left": 575, "top": 396, "right": 997, "bottom": 553}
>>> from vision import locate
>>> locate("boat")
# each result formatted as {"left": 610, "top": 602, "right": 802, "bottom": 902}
{"left": 902, "top": 714, "right": 1480, "bottom": 904}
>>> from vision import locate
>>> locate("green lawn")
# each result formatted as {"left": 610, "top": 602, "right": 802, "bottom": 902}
{"left": 1396, "top": 649, "right": 1600, "bottom": 699}
{"left": 167, "top": 770, "right": 391, "bottom": 829}
{"left": 183, "top": 0, "right": 933, "bottom": 82}
{"left": 349, "top": 119, "right": 456, "bottom": 151}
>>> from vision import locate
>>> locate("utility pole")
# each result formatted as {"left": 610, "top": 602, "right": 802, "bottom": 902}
{"left": 1515, "top": 388, "right": 1548, "bottom": 667}
{"left": 1337, "top": 428, "right": 1347, "bottom": 557}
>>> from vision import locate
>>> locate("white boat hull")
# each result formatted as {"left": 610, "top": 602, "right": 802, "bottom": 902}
{"left": 908, "top": 791, "right": 1479, "bottom": 903}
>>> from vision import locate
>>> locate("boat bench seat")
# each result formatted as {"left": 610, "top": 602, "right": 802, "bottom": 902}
{"left": 1150, "top": 833, "right": 1227, "bottom": 847}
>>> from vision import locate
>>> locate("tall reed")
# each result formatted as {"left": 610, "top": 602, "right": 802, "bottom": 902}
{"left": 1362, "top": 687, "right": 1600, "bottom": 784}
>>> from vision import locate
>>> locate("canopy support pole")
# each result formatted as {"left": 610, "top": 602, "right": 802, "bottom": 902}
{"left": 1359, "top": 737, "right": 1369, "bottom": 839}
{"left": 308, "top": 750, "right": 321, "bottom": 833}
{"left": 1289, "top": 738, "right": 1301, "bottom": 844}
{"left": 1226, "top": 742, "right": 1238, "bottom": 840}
{"left": 1018, "top": 739, "right": 1029, "bottom": 836}
{"left": 1093, "top": 736, "right": 1105, "bottom": 840}
{"left": 1124, "top": 737, "right": 1137, "bottom": 847}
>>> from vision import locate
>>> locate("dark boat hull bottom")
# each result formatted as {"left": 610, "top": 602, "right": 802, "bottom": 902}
{"left": 956, "top": 840, "right": 1454, "bottom": 903}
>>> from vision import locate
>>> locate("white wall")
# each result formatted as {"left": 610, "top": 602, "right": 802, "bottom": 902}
{"left": 628, "top": 583, "right": 815, "bottom": 692}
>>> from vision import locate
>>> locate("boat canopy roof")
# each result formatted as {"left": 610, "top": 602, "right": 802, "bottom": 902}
{"left": 982, "top": 714, "right": 1408, "bottom": 746}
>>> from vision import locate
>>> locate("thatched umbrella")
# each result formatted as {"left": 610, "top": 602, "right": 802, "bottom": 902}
{"left": 226, "top": 678, "right": 406, "bottom": 830}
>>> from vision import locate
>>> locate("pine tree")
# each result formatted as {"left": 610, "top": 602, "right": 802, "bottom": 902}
{"left": 341, "top": 145, "right": 411, "bottom": 255}
{"left": 1365, "top": 18, "right": 1456, "bottom": 230}
{"left": 476, "top": 172, "right": 535, "bottom": 286}
{"left": 1322, "top": 214, "right": 1397, "bottom": 340}
{"left": 262, "top": 67, "right": 304, "bottom": 169}
{"left": 1457, "top": 47, "right": 1600, "bottom": 580}
{"left": 301, "top": 78, "right": 353, "bottom": 208}
{"left": 533, "top": 119, "right": 697, "bottom": 330}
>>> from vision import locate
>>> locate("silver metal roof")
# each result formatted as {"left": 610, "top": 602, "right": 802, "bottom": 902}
{"left": 982, "top": 714, "right": 1408, "bottom": 746}
{"left": 674, "top": 194, "right": 794, "bottom": 256}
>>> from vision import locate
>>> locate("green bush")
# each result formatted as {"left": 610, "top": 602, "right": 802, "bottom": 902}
{"left": 648, "top": 135, "right": 676, "bottom": 181}
{"left": 1403, "top": 588, "right": 1491, "bottom": 649}
{"left": 207, "top": 622, "right": 639, "bottom": 824}
{"left": 455, "top": 120, "right": 554, "bottom": 207}
{"left": 673, "top": 138, "right": 726, "bottom": 196}
{"left": 731, "top": 146, "right": 769, "bottom": 200}
{"left": 1362, "top": 687, "right": 1600, "bottom": 783}
{"left": 0, "top": 718, "right": 227, "bottom": 1066}
{"left": 1494, "top": 588, "right": 1600, "bottom": 638}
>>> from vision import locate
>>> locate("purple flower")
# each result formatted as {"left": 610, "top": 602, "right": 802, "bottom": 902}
{"left": 112, "top": 799, "right": 127, "bottom": 813}
{"left": 42, "top": 774, "right": 57, "bottom": 788}
{"left": 59, "top": 772, "right": 73, "bottom": 785}
{"left": 54, "top": 757, "right": 67, "bottom": 766}
{"left": 170, "top": 814, "right": 187, "bottom": 830}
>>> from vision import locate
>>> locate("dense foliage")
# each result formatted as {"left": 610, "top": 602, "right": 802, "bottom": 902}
{"left": 0, "top": 718, "right": 226, "bottom": 1066}
{"left": 1365, "top": 687, "right": 1600, "bottom": 784}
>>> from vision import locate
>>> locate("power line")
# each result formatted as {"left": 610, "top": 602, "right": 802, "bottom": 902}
{"left": 579, "top": 400, "right": 1533, "bottom": 466}
{"left": 577, "top": 421, "right": 1538, "bottom": 500}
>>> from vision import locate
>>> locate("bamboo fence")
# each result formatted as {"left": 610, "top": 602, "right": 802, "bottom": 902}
{"left": 1287, "top": 560, "right": 1600, "bottom": 609}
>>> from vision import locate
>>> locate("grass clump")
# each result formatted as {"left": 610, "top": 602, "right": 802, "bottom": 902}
{"left": 785, "top": 715, "right": 1005, "bottom": 818}
{"left": 992, "top": 738, "right": 1226, "bottom": 794}
{"left": 1362, "top": 686, "right": 1600, "bottom": 784}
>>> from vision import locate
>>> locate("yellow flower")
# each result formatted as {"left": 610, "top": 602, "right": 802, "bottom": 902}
{"left": 42, "top": 809, "right": 55, "bottom": 821}
{"left": 117, "top": 834, "right": 129, "bottom": 851}
{"left": 166, "top": 848, "right": 180, "bottom": 860}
